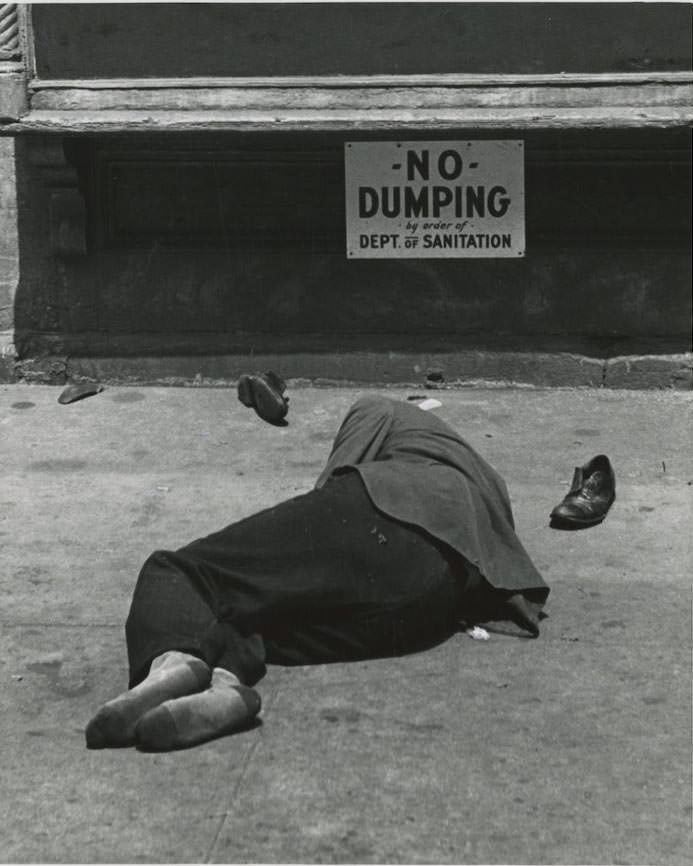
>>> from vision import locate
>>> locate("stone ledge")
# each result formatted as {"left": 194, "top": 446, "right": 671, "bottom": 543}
{"left": 11, "top": 354, "right": 67, "bottom": 385}
{"left": 3, "top": 350, "right": 692, "bottom": 390}
{"left": 604, "top": 354, "right": 693, "bottom": 390}
{"left": 60, "top": 350, "right": 606, "bottom": 389}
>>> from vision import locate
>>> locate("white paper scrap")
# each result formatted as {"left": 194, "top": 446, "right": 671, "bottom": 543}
{"left": 418, "top": 398, "right": 443, "bottom": 411}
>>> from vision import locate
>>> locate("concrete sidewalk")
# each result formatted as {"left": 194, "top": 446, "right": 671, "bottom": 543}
{"left": 1, "top": 383, "right": 691, "bottom": 865}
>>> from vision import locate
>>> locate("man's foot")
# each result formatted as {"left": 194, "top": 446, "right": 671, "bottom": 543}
{"left": 135, "top": 667, "right": 261, "bottom": 751}
{"left": 85, "top": 651, "right": 211, "bottom": 749}
{"left": 505, "top": 593, "right": 540, "bottom": 637}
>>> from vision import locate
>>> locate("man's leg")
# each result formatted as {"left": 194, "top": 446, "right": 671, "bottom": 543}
{"left": 88, "top": 470, "right": 467, "bottom": 751}
{"left": 124, "top": 548, "right": 268, "bottom": 688}
{"left": 86, "top": 548, "right": 267, "bottom": 749}
{"left": 89, "top": 471, "right": 399, "bottom": 750}
{"left": 256, "top": 472, "right": 469, "bottom": 667}
{"left": 134, "top": 471, "right": 468, "bottom": 750}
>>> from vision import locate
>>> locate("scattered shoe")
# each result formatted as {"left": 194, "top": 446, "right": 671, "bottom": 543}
{"left": 237, "top": 370, "right": 289, "bottom": 426}
{"left": 550, "top": 454, "right": 616, "bottom": 529}
{"left": 58, "top": 382, "right": 104, "bottom": 404}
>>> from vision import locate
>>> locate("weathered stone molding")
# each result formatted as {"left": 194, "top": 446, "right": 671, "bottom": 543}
{"left": 0, "top": 134, "right": 18, "bottom": 378}
{"left": 0, "top": 4, "right": 27, "bottom": 121}
{"left": 27, "top": 135, "right": 87, "bottom": 258}
{"left": 0, "top": 4, "right": 20, "bottom": 59}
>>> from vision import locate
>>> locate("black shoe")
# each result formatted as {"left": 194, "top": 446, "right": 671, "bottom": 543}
{"left": 550, "top": 454, "right": 615, "bottom": 529}
{"left": 237, "top": 371, "right": 289, "bottom": 426}
{"left": 58, "top": 382, "right": 104, "bottom": 404}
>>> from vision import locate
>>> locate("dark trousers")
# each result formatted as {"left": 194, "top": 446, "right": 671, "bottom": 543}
{"left": 125, "top": 471, "right": 478, "bottom": 688}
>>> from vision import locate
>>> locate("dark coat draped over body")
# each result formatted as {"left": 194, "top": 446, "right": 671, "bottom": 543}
{"left": 125, "top": 394, "right": 549, "bottom": 689}
{"left": 315, "top": 396, "right": 549, "bottom": 603}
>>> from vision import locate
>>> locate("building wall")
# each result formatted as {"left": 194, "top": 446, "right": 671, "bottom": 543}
{"left": 13, "top": 127, "right": 690, "bottom": 357}
{"left": 32, "top": 2, "right": 693, "bottom": 77}
{"left": 5, "top": 3, "right": 693, "bottom": 381}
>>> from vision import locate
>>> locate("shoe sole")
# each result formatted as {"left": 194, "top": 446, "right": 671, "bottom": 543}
{"left": 549, "top": 514, "right": 607, "bottom": 529}
{"left": 237, "top": 375, "right": 288, "bottom": 425}
{"left": 237, "top": 375, "right": 255, "bottom": 408}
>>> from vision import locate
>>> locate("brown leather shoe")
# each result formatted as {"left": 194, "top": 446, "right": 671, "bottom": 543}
{"left": 237, "top": 371, "right": 289, "bottom": 426}
{"left": 550, "top": 454, "right": 615, "bottom": 529}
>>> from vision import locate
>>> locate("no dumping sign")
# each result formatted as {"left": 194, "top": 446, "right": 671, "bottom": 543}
{"left": 345, "top": 140, "right": 525, "bottom": 258}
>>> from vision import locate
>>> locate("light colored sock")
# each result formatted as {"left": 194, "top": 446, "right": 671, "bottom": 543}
{"left": 135, "top": 667, "right": 262, "bottom": 751}
{"left": 85, "top": 650, "right": 211, "bottom": 749}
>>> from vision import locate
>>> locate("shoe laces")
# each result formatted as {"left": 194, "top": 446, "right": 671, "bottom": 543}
{"left": 582, "top": 471, "right": 606, "bottom": 498}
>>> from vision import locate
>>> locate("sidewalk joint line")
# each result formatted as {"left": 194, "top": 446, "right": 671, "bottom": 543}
{"left": 204, "top": 683, "right": 284, "bottom": 863}
{"left": 0, "top": 621, "right": 122, "bottom": 628}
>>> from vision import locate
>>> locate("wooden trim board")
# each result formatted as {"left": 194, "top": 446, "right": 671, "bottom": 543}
{"left": 6, "top": 72, "right": 691, "bottom": 132}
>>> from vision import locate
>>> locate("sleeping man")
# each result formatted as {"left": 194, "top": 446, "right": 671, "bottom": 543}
{"left": 86, "top": 395, "right": 549, "bottom": 752}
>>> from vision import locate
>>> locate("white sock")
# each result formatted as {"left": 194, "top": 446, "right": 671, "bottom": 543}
{"left": 85, "top": 651, "right": 211, "bottom": 748}
{"left": 135, "top": 667, "right": 261, "bottom": 751}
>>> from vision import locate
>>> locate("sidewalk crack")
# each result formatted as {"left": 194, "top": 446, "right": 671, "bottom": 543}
{"left": 204, "top": 684, "right": 283, "bottom": 863}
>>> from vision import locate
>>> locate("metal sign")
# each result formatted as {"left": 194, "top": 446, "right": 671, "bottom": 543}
{"left": 345, "top": 140, "right": 525, "bottom": 258}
